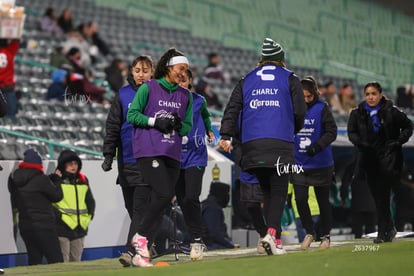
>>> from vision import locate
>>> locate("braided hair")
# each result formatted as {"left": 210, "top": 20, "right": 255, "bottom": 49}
{"left": 154, "top": 48, "right": 185, "bottom": 79}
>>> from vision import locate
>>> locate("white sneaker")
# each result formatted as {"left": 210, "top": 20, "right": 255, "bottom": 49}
{"left": 131, "top": 233, "right": 152, "bottom": 267}
{"left": 257, "top": 238, "right": 266, "bottom": 254}
{"left": 301, "top": 234, "right": 314, "bottom": 250}
{"left": 261, "top": 233, "right": 287, "bottom": 255}
{"left": 190, "top": 242, "right": 206, "bottom": 260}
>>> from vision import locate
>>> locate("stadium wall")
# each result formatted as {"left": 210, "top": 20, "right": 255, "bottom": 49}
{"left": 0, "top": 160, "right": 233, "bottom": 267}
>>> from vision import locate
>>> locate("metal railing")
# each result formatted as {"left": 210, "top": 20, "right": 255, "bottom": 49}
{"left": 0, "top": 128, "right": 101, "bottom": 159}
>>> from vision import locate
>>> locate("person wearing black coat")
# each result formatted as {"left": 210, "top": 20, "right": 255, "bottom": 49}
{"left": 347, "top": 81, "right": 413, "bottom": 243}
{"left": 291, "top": 76, "right": 337, "bottom": 250}
{"left": 219, "top": 38, "right": 306, "bottom": 255}
{"left": 101, "top": 55, "right": 153, "bottom": 267}
{"left": 201, "top": 182, "right": 237, "bottom": 250}
{"left": 8, "top": 149, "right": 63, "bottom": 265}
{"left": 50, "top": 150, "right": 95, "bottom": 262}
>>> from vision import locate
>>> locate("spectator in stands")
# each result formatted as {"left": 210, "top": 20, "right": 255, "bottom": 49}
{"left": 219, "top": 38, "right": 306, "bottom": 255}
{"left": 176, "top": 69, "right": 214, "bottom": 260}
{"left": 196, "top": 79, "right": 223, "bottom": 110}
{"left": 65, "top": 47, "right": 107, "bottom": 104}
{"left": 126, "top": 48, "right": 193, "bottom": 267}
{"left": 46, "top": 69, "right": 68, "bottom": 102}
{"left": 321, "top": 81, "right": 346, "bottom": 115}
{"left": 50, "top": 46, "right": 70, "bottom": 69}
{"left": 51, "top": 150, "right": 95, "bottom": 262}
{"left": 347, "top": 81, "right": 413, "bottom": 243}
{"left": 203, "top": 53, "right": 228, "bottom": 82}
{"left": 102, "top": 55, "right": 153, "bottom": 267}
{"left": 62, "top": 30, "right": 94, "bottom": 68}
{"left": 39, "top": 7, "right": 62, "bottom": 35}
{"left": 104, "top": 59, "right": 127, "bottom": 93}
{"left": 0, "top": 39, "right": 19, "bottom": 117}
{"left": 339, "top": 83, "right": 356, "bottom": 113}
{"left": 395, "top": 85, "right": 413, "bottom": 110}
{"left": 340, "top": 156, "right": 376, "bottom": 238}
{"left": 291, "top": 76, "right": 337, "bottom": 250}
{"left": 81, "top": 21, "right": 111, "bottom": 56}
{"left": 201, "top": 181, "right": 239, "bottom": 250}
{"left": 8, "top": 149, "right": 63, "bottom": 265}
{"left": 58, "top": 8, "right": 74, "bottom": 33}
{"left": 287, "top": 184, "right": 320, "bottom": 243}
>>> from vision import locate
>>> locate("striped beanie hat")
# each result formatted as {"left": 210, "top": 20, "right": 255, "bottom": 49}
{"left": 261, "top": 37, "right": 284, "bottom": 62}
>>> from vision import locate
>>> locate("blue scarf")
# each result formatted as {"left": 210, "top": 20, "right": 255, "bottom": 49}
{"left": 363, "top": 102, "right": 381, "bottom": 133}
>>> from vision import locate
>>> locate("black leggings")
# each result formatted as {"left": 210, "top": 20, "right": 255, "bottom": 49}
{"left": 253, "top": 168, "right": 289, "bottom": 239}
{"left": 294, "top": 184, "right": 332, "bottom": 237}
{"left": 137, "top": 157, "right": 181, "bottom": 243}
{"left": 246, "top": 202, "right": 267, "bottom": 237}
{"left": 123, "top": 185, "right": 151, "bottom": 253}
{"left": 175, "top": 166, "right": 205, "bottom": 241}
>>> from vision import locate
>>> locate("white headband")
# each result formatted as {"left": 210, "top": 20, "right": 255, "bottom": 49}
{"left": 167, "top": 56, "right": 189, "bottom": 66}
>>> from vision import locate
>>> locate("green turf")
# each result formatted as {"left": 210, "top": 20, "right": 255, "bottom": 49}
{"left": 4, "top": 240, "right": 414, "bottom": 276}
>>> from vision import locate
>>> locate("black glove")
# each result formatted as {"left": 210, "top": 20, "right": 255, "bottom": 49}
{"left": 101, "top": 155, "right": 113, "bottom": 172}
{"left": 0, "top": 164, "right": 3, "bottom": 171}
{"left": 172, "top": 112, "right": 182, "bottom": 131}
{"left": 306, "top": 144, "right": 322, "bottom": 157}
{"left": 154, "top": 117, "right": 174, "bottom": 134}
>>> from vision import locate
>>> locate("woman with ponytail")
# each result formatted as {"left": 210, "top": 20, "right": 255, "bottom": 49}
{"left": 291, "top": 76, "right": 337, "bottom": 250}
{"left": 127, "top": 48, "right": 193, "bottom": 267}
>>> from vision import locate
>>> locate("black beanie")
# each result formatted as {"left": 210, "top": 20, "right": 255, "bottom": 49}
{"left": 23, "top": 149, "right": 43, "bottom": 164}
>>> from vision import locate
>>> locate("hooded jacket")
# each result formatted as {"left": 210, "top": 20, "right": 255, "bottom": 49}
{"left": 8, "top": 162, "right": 63, "bottom": 231}
{"left": 51, "top": 150, "right": 95, "bottom": 239}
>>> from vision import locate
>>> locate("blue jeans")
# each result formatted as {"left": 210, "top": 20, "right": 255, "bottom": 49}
{"left": 3, "top": 91, "right": 17, "bottom": 117}
{"left": 295, "top": 215, "right": 320, "bottom": 242}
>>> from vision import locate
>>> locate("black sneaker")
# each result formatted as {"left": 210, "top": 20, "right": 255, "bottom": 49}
{"left": 384, "top": 228, "right": 397, "bottom": 242}
{"left": 373, "top": 233, "right": 385, "bottom": 244}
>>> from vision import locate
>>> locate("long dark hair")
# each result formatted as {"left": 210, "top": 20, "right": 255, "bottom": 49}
{"left": 127, "top": 55, "right": 153, "bottom": 90}
{"left": 154, "top": 48, "right": 185, "bottom": 79}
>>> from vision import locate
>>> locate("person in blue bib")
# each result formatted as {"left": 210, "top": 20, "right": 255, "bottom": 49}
{"left": 177, "top": 69, "right": 214, "bottom": 260}
{"left": 291, "top": 76, "right": 337, "bottom": 250}
{"left": 127, "top": 48, "right": 193, "bottom": 267}
{"left": 220, "top": 38, "right": 306, "bottom": 255}
{"left": 102, "top": 55, "right": 154, "bottom": 267}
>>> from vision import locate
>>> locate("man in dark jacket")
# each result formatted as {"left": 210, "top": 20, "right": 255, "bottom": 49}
{"left": 202, "top": 182, "right": 238, "bottom": 250}
{"left": 8, "top": 149, "right": 63, "bottom": 265}
{"left": 347, "top": 81, "right": 413, "bottom": 243}
{"left": 219, "top": 37, "right": 306, "bottom": 255}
